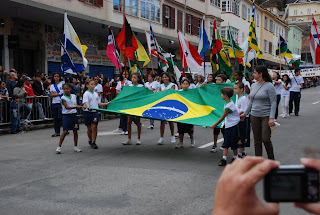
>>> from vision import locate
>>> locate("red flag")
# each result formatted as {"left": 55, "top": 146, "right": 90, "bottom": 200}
{"left": 211, "top": 20, "right": 223, "bottom": 55}
{"left": 116, "top": 17, "right": 138, "bottom": 60}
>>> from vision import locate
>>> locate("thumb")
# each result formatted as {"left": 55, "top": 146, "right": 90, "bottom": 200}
{"left": 295, "top": 202, "right": 320, "bottom": 215}
{"left": 262, "top": 203, "right": 280, "bottom": 215}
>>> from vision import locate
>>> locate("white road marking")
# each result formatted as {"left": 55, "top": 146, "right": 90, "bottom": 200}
{"left": 198, "top": 138, "right": 224, "bottom": 149}
{"left": 312, "top": 101, "right": 320, "bottom": 104}
{"left": 98, "top": 131, "right": 120, "bottom": 136}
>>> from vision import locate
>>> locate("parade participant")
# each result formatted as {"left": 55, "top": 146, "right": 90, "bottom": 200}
{"left": 186, "top": 73, "right": 196, "bottom": 89}
{"left": 158, "top": 72, "right": 176, "bottom": 145}
{"left": 220, "top": 71, "right": 230, "bottom": 83}
{"left": 242, "top": 66, "right": 277, "bottom": 160}
{"left": 211, "top": 74, "right": 227, "bottom": 153}
{"left": 50, "top": 73, "right": 64, "bottom": 137}
{"left": 169, "top": 74, "right": 179, "bottom": 90}
{"left": 175, "top": 79, "right": 195, "bottom": 148}
{"left": 144, "top": 73, "right": 159, "bottom": 129}
{"left": 122, "top": 73, "right": 144, "bottom": 145}
{"left": 211, "top": 87, "right": 240, "bottom": 166}
{"left": 56, "top": 84, "right": 83, "bottom": 154}
{"left": 201, "top": 74, "right": 215, "bottom": 87}
{"left": 272, "top": 72, "right": 282, "bottom": 121}
{"left": 234, "top": 82, "right": 250, "bottom": 157}
{"left": 281, "top": 74, "right": 291, "bottom": 118}
{"left": 83, "top": 80, "right": 109, "bottom": 149}
{"left": 93, "top": 76, "right": 103, "bottom": 100}
{"left": 195, "top": 75, "right": 204, "bottom": 88}
{"left": 289, "top": 68, "right": 304, "bottom": 116}
{"left": 234, "top": 71, "right": 250, "bottom": 95}
{"left": 113, "top": 70, "right": 132, "bottom": 135}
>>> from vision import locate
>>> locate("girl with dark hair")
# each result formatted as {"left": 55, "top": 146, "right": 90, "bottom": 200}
{"left": 169, "top": 74, "right": 179, "bottom": 90}
{"left": 201, "top": 74, "right": 215, "bottom": 87}
{"left": 122, "top": 73, "right": 144, "bottom": 145}
{"left": 234, "top": 71, "right": 251, "bottom": 95}
{"left": 186, "top": 73, "right": 196, "bottom": 89}
{"left": 195, "top": 75, "right": 204, "bottom": 88}
{"left": 158, "top": 72, "right": 176, "bottom": 145}
{"left": 241, "top": 65, "right": 277, "bottom": 160}
{"left": 50, "top": 73, "right": 64, "bottom": 137}
{"left": 220, "top": 71, "right": 230, "bottom": 83}
{"left": 281, "top": 74, "right": 291, "bottom": 118}
{"left": 113, "top": 70, "right": 132, "bottom": 135}
{"left": 272, "top": 72, "right": 282, "bottom": 120}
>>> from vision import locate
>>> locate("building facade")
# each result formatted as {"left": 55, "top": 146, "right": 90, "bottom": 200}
{"left": 287, "top": 24, "right": 303, "bottom": 55}
{"left": 0, "top": 0, "right": 223, "bottom": 78}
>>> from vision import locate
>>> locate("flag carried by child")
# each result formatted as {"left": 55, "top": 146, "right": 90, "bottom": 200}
{"left": 106, "top": 26, "right": 124, "bottom": 70}
{"left": 198, "top": 19, "right": 210, "bottom": 58}
{"left": 178, "top": 31, "right": 203, "bottom": 73}
{"left": 146, "top": 26, "right": 168, "bottom": 65}
{"left": 61, "top": 12, "right": 88, "bottom": 74}
{"left": 116, "top": 17, "right": 138, "bottom": 60}
{"left": 310, "top": 15, "right": 320, "bottom": 65}
{"left": 211, "top": 20, "right": 223, "bottom": 55}
{"left": 134, "top": 34, "right": 150, "bottom": 67}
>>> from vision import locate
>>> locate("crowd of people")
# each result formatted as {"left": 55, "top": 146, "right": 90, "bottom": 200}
{"left": 0, "top": 66, "right": 309, "bottom": 164}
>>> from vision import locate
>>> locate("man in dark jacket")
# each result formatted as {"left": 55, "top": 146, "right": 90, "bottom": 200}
{"left": 6, "top": 71, "right": 17, "bottom": 97}
{"left": 32, "top": 73, "right": 44, "bottom": 96}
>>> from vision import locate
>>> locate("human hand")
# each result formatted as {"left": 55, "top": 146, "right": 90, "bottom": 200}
{"left": 240, "top": 113, "right": 246, "bottom": 121}
{"left": 212, "top": 156, "right": 280, "bottom": 215}
{"left": 294, "top": 158, "right": 320, "bottom": 215}
{"left": 210, "top": 124, "right": 216, "bottom": 129}
{"left": 268, "top": 118, "right": 274, "bottom": 127}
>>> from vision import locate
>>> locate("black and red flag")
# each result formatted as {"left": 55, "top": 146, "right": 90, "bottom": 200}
{"left": 116, "top": 17, "right": 138, "bottom": 60}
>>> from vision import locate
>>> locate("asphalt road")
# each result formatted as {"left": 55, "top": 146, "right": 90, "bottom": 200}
{"left": 1, "top": 87, "right": 320, "bottom": 215}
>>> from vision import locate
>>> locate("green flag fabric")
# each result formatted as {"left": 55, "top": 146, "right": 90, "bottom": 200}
{"left": 95, "top": 84, "right": 236, "bottom": 127}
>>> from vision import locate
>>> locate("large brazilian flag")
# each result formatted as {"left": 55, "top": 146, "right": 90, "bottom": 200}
{"left": 97, "top": 83, "right": 235, "bottom": 127}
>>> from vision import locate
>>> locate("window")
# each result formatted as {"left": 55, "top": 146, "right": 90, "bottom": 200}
{"left": 275, "top": 24, "right": 278, "bottom": 35}
{"left": 177, "top": 10, "right": 183, "bottom": 31}
{"left": 247, "top": 7, "right": 251, "bottom": 21}
{"left": 242, "top": 32, "right": 245, "bottom": 43}
{"left": 307, "top": 8, "right": 311, "bottom": 15}
{"left": 292, "top": 17, "right": 296, "bottom": 21}
{"left": 222, "top": 26, "right": 239, "bottom": 40}
{"left": 162, "top": 5, "right": 175, "bottom": 29}
{"left": 188, "top": 14, "right": 192, "bottom": 34}
{"left": 210, "top": 21, "right": 214, "bottom": 39}
{"left": 308, "top": 16, "right": 312, "bottom": 20}
{"left": 211, "top": 0, "right": 220, "bottom": 7}
{"left": 221, "top": 0, "right": 239, "bottom": 15}
{"left": 294, "top": 9, "right": 297, "bottom": 16}
{"left": 198, "top": 18, "right": 201, "bottom": 36}
{"left": 141, "top": 0, "right": 161, "bottom": 23}
{"left": 242, "top": 4, "right": 247, "bottom": 19}
{"left": 221, "top": 26, "right": 227, "bottom": 38}
{"left": 269, "top": 20, "right": 273, "bottom": 32}
{"left": 264, "top": 40, "right": 267, "bottom": 52}
{"left": 269, "top": 42, "right": 272, "bottom": 54}
{"left": 285, "top": 30, "right": 288, "bottom": 40}
{"left": 256, "top": 12, "right": 260, "bottom": 27}
{"left": 264, "top": 16, "right": 268, "bottom": 29}
{"left": 293, "top": 29, "right": 296, "bottom": 39}
{"left": 125, "top": 0, "right": 138, "bottom": 16}
{"left": 113, "top": 0, "right": 121, "bottom": 10}
{"left": 86, "top": 0, "right": 94, "bottom": 4}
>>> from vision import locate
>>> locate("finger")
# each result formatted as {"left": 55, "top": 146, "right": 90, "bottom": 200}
{"left": 245, "top": 159, "right": 280, "bottom": 185}
{"left": 263, "top": 203, "right": 280, "bottom": 215}
{"left": 301, "top": 158, "right": 320, "bottom": 171}
{"left": 295, "top": 202, "right": 320, "bottom": 214}
{"left": 235, "top": 156, "right": 266, "bottom": 174}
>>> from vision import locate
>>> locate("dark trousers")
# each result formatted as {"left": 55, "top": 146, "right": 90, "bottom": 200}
{"left": 275, "top": 95, "right": 281, "bottom": 119}
{"left": 120, "top": 114, "right": 128, "bottom": 132}
{"left": 289, "top": 91, "right": 301, "bottom": 115}
{"left": 11, "top": 114, "right": 21, "bottom": 133}
{"left": 51, "top": 103, "right": 62, "bottom": 134}
{"left": 250, "top": 115, "right": 275, "bottom": 160}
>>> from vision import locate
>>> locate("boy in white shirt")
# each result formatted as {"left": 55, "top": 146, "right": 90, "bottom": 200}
{"left": 144, "top": 73, "right": 159, "bottom": 129}
{"left": 234, "top": 82, "right": 250, "bottom": 158}
{"left": 210, "top": 87, "right": 240, "bottom": 166}
{"left": 289, "top": 68, "right": 304, "bottom": 116}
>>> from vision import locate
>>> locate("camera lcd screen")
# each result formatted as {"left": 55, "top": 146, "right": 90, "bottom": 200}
{"left": 269, "top": 174, "right": 301, "bottom": 200}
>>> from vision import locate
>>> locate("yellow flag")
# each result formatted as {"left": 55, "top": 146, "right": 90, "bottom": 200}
{"left": 135, "top": 37, "right": 150, "bottom": 67}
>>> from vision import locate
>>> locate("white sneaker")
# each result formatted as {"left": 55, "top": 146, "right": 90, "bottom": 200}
{"left": 121, "top": 131, "right": 125, "bottom": 135}
{"left": 190, "top": 139, "right": 195, "bottom": 147}
{"left": 210, "top": 146, "right": 218, "bottom": 153}
{"left": 74, "top": 147, "right": 82, "bottom": 152}
{"left": 171, "top": 136, "right": 176, "bottom": 143}
{"left": 136, "top": 140, "right": 142, "bottom": 145}
{"left": 56, "top": 147, "right": 61, "bottom": 154}
{"left": 122, "top": 139, "right": 132, "bottom": 145}
{"left": 113, "top": 128, "right": 123, "bottom": 134}
{"left": 175, "top": 142, "right": 183, "bottom": 149}
{"left": 174, "top": 133, "right": 179, "bottom": 138}
{"left": 125, "top": 131, "right": 128, "bottom": 135}
{"left": 147, "top": 125, "right": 154, "bottom": 129}
{"left": 157, "top": 138, "right": 164, "bottom": 145}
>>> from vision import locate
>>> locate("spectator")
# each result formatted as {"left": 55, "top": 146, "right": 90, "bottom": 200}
{"left": 32, "top": 74, "right": 44, "bottom": 96}
{"left": 6, "top": 71, "right": 18, "bottom": 97}
{"left": 0, "top": 81, "right": 9, "bottom": 123}
{"left": 242, "top": 65, "right": 277, "bottom": 160}
{"left": 10, "top": 95, "right": 22, "bottom": 134}
{"left": 13, "top": 80, "right": 31, "bottom": 125}
{"left": 70, "top": 77, "right": 81, "bottom": 96}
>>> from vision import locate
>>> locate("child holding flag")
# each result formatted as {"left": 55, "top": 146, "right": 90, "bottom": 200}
{"left": 83, "top": 80, "right": 109, "bottom": 149}
{"left": 210, "top": 87, "right": 240, "bottom": 166}
{"left": 122, "top": 73, "right": 144, "bottom": 145}
{"left": 56, "top": 83, "right": 83, "bottom": 154}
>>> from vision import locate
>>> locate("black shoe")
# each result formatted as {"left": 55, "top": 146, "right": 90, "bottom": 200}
{"left": 219, "top": 159, "right": 227, "bottom": 166}
{"left": 91, "top": 142, "right": 98, "bottom": 149}
{"left": 242, "top": 152, "right": 247, "bottom": 157}
{"left": 295, "top": 114, "right": 299, "bottom": 116}
{"left": 238, "top": 154, "right": 243, "bottom": 159}
{"left": 230, "top": 158, "right": 236, "bottom": 163}
{"left": 52, "top": 133, "right": 60, "bottom": 137}
{"left": 88, "top": 140, "right": 92, "bottom": 146}
{"left": 66, "top": 131, "right": 70, "bottom": 135}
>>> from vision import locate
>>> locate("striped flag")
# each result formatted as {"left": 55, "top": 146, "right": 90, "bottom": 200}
{"left": 310, "top": 15, "right": 320, "bottom": 65}
{"left": 198, "top": 19, "right": 210, "bottom": 58}
{"left": 276, "top": 35, "right": 288, "bottom": 56}
{"left": 248, "top": 3, "right": 262, "bottom": 59}
{"left": 147, "top": 26, "right": 168, "bottom": 65}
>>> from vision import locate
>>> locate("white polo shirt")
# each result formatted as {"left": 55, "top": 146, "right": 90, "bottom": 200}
{"left": 116, "top": 79, "right": 132, "bottom": 92}
{"left": 160, "top": 82, "right": 175, "bottom": 91}
{"left": 50, "top": 82, "right": 64, "bottom": 104}
{"left": 83, "top": 90, "right": 100, "bottom": 112}
{"left": 224, "top": 101, "right": 240, "bottom": 128}
{"left": 289, "top": 75, "right": 304, "bottom": 92}
{"left": 94, "top": 84, "right": 103, "bottom": 97}
{"left": 236, "top": 95, "right": 249, "bottom": 117}
{"left": 144, "top": 81, "right": 159, "bottom": 91}
{"left": 61, "top": 94, "right": 77, "bottom": 114}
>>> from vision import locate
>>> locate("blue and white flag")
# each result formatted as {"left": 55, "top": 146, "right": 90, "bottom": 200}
{"left": 198, "top": 19, "right": 210, "bottom": 58}
{"left": 61, "top": 12, "right": 88, "bottom": 74}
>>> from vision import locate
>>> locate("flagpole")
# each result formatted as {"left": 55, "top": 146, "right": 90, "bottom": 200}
{"left": 279, "top": 33, "right": 282, "bottom": 76}
{"left": 145, "top": 31, "right": 155, "bottom": 73}
{"left": 122, "top": 0, "right": 127, "bottom": 76}
{"left": 183, "top": 0, "right": 187, "bottom": 77}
